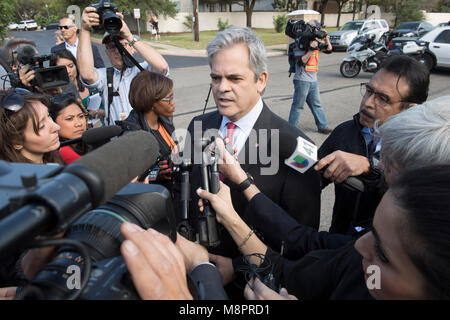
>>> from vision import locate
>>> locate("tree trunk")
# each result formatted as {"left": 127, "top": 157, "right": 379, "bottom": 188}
{"left": 337, "top": 5, "right": 342, "bottom": 28}
{"left": 319, "top": 0, "right": 328, "bottom": 25}
{"left": 245, "top": 0, "right": 256, "bottom": 28}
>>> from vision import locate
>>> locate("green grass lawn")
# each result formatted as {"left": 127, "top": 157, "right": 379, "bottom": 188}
{"left": 139, "top": 27, "right": 339, "bottom": 50}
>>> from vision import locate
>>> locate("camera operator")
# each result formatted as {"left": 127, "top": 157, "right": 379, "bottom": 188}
{"left": 78, "top": 6, "right": 169, "bottom": 126}
{"left": 288, "top": 20, "right": 333, "bottom": 134}
{"left": 13, "top": 45, "right": 79, "bottom": 98}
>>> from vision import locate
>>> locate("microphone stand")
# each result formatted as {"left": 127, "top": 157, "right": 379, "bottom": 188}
{"left": 176, "top": 159, "right": 196, "bottom": 241}
{"left": 198, "top": 138, "right": 221, "bottom": 248}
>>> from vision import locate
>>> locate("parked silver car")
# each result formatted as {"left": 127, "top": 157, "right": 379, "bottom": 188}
{"left": 329, "top": 19, "right": 390, "bottom": 50}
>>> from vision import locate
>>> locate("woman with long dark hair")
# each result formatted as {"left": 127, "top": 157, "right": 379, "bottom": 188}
{"left": 50, "top": 49, "right": 104, "bottom": 124}
{"left": 0, "top": 89, "right": 63, "bottom": 164}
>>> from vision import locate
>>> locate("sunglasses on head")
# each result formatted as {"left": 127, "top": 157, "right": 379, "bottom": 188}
{"left": 1, "top": 88, "right": 32, "bottom": 112}
{"left": 59, "top": 25, "right": 75, "bottom": 30}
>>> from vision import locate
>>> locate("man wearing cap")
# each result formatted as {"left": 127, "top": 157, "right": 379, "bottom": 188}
{"left": 51, "top": 16, "right": 105, "bottom": 68}
{"left": 78, "top": 6, "right": 169, "bottom": 126}
{"left": 288, "top": 20, "right": 332, "bottom": 134}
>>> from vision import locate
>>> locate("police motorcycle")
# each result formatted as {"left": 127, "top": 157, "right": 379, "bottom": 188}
{"left": 340, "top": 33, "right": 427, "bottom": 78}
{"left": 339, "top": 33, "right": 389, "bottom": 78}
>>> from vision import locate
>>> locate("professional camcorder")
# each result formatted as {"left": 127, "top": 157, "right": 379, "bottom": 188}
{"left": 9, "top": 45, "right": 69, "bottom": 90}
{"left": 0, "top": 131, "right": 179, "bottom": 300}
{"left": 285, "top": 19, "right": 329, "bottom": 51}
{"left": 90, "top": 0, "right": 122, "bottom": 36}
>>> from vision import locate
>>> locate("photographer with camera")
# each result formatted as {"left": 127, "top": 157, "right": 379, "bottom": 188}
{"left": 78, "top": 3, "right": 169, "bottom": 126}
{"left": 287, "top": 20, "right": 333, "bottom": 134}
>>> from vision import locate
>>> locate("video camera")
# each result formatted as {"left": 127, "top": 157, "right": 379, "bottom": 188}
{"left": 285, "top": 19, "right": 329, "bottom": 51}
{"left": 0, "top": 131, "right": 178, "bottom": 300}
{"left": 9, "top": 45, "right": 69, "bottom": 90}
{"left": 90, "top": 0, "right": 122, "bottom": 36}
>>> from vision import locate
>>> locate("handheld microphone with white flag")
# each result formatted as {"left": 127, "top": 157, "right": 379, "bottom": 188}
{"left": 280, "top": 132, "right": 365, "bottom": 192}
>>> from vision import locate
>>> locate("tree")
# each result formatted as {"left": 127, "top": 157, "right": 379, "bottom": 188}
{"left": 371, "top": 0, "right": 425, "bottom": 27}
{"left": 0, "top": 0, "right": 18, "bottom": 40}
{"left": 203, "top": 0, "right": 261, "bottom": 27}
{"left": 437, "top": 0, "right": 450, "bottom": 12}
{"left": 335, "top": 0, "right": 351, "bottom": 27}
{"left": 273, "top": 0, "right": 307, "bottom": 13}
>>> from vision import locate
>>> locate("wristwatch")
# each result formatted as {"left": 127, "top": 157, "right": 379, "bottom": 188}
{"left": 129, "top": 35, "right": 141, "bottom": 47}
{"left": 236, "top": 172, "right": 255, "bottom": 192}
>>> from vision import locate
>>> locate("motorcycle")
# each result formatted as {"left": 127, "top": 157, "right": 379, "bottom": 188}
{"left": 340, "top": 34, "right": 427, "bottom": 78}
{"left": 340, "top": 34, "right": 389, "bottom": 78}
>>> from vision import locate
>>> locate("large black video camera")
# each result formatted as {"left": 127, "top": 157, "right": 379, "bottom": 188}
{"left": 285, "top": 19, "right": 328, "bottom": 51}
{"left": 90, "top": 0, "right": 122, "bottom": 36}
{"left": 0, "top": 131, "right": 178, "bottom": 300}
{"left": 9, "top": 45, "right": 69, "bottom": 90}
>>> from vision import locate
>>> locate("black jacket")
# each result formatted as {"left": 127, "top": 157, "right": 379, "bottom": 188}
{"left": 318, "top": 114, "right": 387, "bottom": 234}
{"left": 122, "top": 110, "right": 175, "bottom": 160}
{"left": 266, "top": 243, "right": 373, "bottom": 300}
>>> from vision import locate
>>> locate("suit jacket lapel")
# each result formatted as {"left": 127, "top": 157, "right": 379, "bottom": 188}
{"left": 238, "top": 101, "right": 272, "bottom": 171}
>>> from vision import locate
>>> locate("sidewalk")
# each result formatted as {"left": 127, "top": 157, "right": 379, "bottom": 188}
{"left": 92, "top": 34, "right": 287, "bottom": 57}
{"left": 148, "top": 41, "right": 287, "bottom": 57}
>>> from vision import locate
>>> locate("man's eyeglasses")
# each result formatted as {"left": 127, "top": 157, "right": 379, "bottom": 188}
{"left": 59, "top": 25, "right": 75, "bottom": 30}
{"left": 1, "top": 88, "right": 32, "bottom": 112}
{"left": 160, "top": 93, "right": 174, "bottom": 104}
{"left": 360, "top": 83, "right": 404, "bottom": 106}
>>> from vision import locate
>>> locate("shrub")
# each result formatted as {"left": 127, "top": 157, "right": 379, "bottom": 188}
{"left": 217, "top": 18, "right": 230, "bottom": 31}
{"left": 273, "top": 15, "right": 287, "bottom": 33}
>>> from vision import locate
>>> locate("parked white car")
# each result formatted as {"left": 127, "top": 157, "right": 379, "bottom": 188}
{"left": 329, "top": 19, "right": 390, "bottom": 50}
{"left": 17, "top": 20, "right": 38, "bottom": 31}
{"left": 420, "top": 26, "right": 450, "bottom": 69}
{"left": 7, "top": 23, "right": 19, "bottom": 30}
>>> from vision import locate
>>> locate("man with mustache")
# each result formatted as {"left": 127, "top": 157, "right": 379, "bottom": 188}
{"left": 315, "top": 55, "right": 430, "bottom": 235}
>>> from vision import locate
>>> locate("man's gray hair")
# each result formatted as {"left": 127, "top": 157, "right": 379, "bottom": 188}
{"left": 377, "top": 95, "right": 450, "bottom": 170}
{"left": 206, "top": 27, "right": 267, "bottom": 81}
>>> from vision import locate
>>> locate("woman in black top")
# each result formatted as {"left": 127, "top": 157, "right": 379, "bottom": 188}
{"left": 123, "top": 70, "right": 177, "bottom": 190}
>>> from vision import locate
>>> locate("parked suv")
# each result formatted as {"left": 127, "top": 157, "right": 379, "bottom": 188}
{"left": 328, "top": 19, "right": 389, "bottom": 50}
{"left": 17, "top": 20, "right": 38, "bottom": 31}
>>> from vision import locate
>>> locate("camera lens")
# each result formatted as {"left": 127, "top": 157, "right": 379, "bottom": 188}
{"left": 103, "top": 10, "right": 122, "bottom": 36}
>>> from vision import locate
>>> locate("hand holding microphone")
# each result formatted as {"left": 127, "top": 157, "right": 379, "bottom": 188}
{"left": 280, "top": 132, "right": 365, "bottom": 192}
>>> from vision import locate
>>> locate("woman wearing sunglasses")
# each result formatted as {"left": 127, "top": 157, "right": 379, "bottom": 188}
{"left": 49, "top": 95, "right": 91, "bottom": 165}
{"left": 50, "top": 49, "right": 105, "bottom": 125}
{"left": 0, "top": 89, "right": 62, "bottom": 164}
{"left": 122, "top": 70, "right": 177, "bottom": 187}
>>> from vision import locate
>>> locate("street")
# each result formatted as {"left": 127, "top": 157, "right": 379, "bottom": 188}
{"left": 13, "top": 29, "right": 450, "bottom": 231}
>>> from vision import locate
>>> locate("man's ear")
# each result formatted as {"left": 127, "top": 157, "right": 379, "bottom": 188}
{"left": 256, "top": 71, "right": 268, "bottom": 94}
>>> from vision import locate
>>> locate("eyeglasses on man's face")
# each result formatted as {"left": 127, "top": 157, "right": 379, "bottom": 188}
{"left": 360, "top": 83, "right": 405, "bottom": 107}
{"left": 59, "top": 25, "right": 75, "bottom": 30}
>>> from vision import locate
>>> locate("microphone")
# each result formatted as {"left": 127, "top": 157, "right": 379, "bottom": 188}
{"left": 280, "top": 132, "right": 365, "bottom": 192}
{"left": 67, "top": 130, "right": 159, "bottom": 204}
{"left": 0, "top": 130, "right": 159, "bottom": 258}
{"left": 60, "top": 125, "right": 123, "bottom": 147}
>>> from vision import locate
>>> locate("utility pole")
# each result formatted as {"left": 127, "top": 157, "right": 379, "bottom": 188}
{"left": 193, "top": 0, "right": 199, "bottom": 42}
{"left": 45, "top": 4, "right": 50, "bottom": 23}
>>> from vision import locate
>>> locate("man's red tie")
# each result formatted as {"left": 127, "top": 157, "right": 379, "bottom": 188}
{"left": 226, "top": 122, "right": 237, "bottom": 147}
{"left": 220, "top": 122, "right": 237, "bottom": 182}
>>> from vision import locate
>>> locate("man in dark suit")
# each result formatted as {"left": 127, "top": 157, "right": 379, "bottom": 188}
{"left": 51, "top": 17, "right": 105, "bottom": 69}
{"left": 181, "top": 27, "right": 321, "bottom": 262}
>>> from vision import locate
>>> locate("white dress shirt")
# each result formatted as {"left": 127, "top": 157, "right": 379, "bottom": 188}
{"left": 219, "top": 97, "right": 263, "bottom": 154}
{"left": 65, "top": 38, "right": 79, "bottom": 59}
